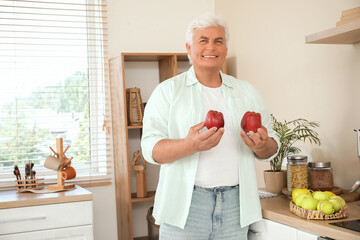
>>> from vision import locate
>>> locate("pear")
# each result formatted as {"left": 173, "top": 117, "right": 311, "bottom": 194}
{"left": 324, "top": 191, "right": 336, "bottom": 198}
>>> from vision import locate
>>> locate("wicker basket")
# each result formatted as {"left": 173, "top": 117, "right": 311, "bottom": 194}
{"left": 289, "top": 201, "right": 348, "bottom": 220}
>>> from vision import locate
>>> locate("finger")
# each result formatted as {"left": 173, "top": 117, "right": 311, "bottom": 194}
{"left": 211, "top": 127, "right": 224, "bottom": 142}
{"left": 257, "top": 127, "right": 268, "bottom": 139}
{"left": 249, "top": 131, "right": 262, "bottom": 145}
{"left": 198, "top": 127, "right": 218, "bottom": 141}
{"left": 240, "top": 131, "right": 254, "bottom": 147}
{"left": 204, "top": 128, "right": 224, "bottom": 149}
{"left": 192, "top": 121, "right": 206, "bottom": 131}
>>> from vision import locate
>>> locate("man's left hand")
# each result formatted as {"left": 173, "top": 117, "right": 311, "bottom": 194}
{"left": 240, "top": 126, "right": 277, "bottom": 159}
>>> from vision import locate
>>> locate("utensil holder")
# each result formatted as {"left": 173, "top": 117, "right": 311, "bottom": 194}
{"left": 15, "top": 178, "right": 44, "bottom": 191}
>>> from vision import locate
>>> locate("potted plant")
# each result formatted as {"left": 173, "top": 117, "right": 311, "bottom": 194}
{"left": 264, "top": 115, "right": 321, "bottom": 194}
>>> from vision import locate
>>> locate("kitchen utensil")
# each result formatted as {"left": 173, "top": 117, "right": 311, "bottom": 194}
{"left": 13, "top": 165, "right": 22, "bottom": 189}
{"left": 350, "top": 129, "right": 360, "bottom": 193}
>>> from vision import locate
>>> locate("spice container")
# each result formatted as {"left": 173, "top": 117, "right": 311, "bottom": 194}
{"left": 287, "top": 155, "right": 308, "bottom": 191}
{"left": 308, "top": 162, "right": 333, "bottom": 191}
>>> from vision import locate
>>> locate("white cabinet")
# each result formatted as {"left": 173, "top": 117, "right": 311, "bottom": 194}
{"left": 297, "top": 229, "right": 321, "bottom": 240}
{"left": 0, "top": 225, "right": 93, "bottom": 240}
{"left": 0, "top": 186, "right": 93, "bottom": 240}
{"left": 249, "top": 219, "right": 319, "bottom": 240}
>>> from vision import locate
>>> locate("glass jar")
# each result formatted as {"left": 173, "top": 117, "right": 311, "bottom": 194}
{"left": 287, "top": 155, "right": 308, "bottom": 191}
{"left": 308, "top": 162, "right": 333, "bottom": 191}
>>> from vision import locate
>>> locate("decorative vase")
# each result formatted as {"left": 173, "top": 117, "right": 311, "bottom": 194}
{"left": 264, "top": 170, "right": 287, "bottom": 194}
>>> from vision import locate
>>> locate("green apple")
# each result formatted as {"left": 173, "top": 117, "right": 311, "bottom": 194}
{"left": 329, "top": 196, "right": 346, "bottom": 212}
{"left": 295, "top": 193, "right": 311, "bottom": 207}
{"left": 318, "top": 200, "right": 335, "bottom": 215}
{"left": 329, "top": 198, "right": 342, "bottom": 212}
{"left": 301, "top": 197, "right": 318, "bottom": 210}
{"left": 312, "top": 191, "right": 330, "bottom": 201}
{"left": 292, "top": 188, "right": 311, "bottom": 203}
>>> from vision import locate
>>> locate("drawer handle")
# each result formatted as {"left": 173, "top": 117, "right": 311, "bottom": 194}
{"left": 0, "top": 215, "right": 46, "bottom": 224}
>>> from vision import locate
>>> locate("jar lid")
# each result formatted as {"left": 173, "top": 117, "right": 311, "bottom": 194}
{"left": 308, "top": 161, "right": 331, "bottom": 168}
{"left": 287, "top": 155, "right": 308, "bottom": 161}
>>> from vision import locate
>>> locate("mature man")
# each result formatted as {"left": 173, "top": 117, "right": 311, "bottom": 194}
{"left": 141, "top": 13, "right": 279, "bottom": 240}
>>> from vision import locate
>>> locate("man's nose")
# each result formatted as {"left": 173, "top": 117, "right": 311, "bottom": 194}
{"left": 205, "top": 41, "right": 216, "bottom": 50}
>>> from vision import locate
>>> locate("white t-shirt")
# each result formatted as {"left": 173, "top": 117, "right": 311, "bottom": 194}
{"left": 195, "top": 84, "right": 239, "bottom": 188}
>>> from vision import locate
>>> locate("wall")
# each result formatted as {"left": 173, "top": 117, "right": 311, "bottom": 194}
{"left": 84, "top": 185, "right": 118, "bottom": 240}
{"left": 215, "top": 0, "right": 360, "bottom": 189}
{"left": 93, "top": 1, "right": 215, "bottom": 239}
{"left": 107, "top": 0, "right": 215, "bottom": 55}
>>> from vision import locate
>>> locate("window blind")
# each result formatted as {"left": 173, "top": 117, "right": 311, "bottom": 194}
{"left": 0, "top": 0, "right": 112, "bottom": 190}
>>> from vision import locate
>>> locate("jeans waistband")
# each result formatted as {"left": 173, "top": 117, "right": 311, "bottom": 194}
{"left": 194, "top": 185, "right": 239, "bottom": 194}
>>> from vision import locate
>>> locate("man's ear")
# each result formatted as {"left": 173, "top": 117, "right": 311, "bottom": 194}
{"left": 186, "top": 43, "right": 191, "bottom": 55}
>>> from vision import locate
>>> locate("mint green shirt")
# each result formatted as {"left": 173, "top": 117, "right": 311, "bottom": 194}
{"left": 141, "top": 66, "right": 279, "bottom": 229}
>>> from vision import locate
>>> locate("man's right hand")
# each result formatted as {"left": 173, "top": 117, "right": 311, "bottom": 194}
{"left": 152, "top": 121, "right": 224, "bottom": 164}
{"left": 185, "top": 122, "right": 224, "bottom": 155}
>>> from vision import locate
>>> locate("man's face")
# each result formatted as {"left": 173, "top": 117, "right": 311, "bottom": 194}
{"left": 186, "top": 26, "right": 228, "bottom": 71}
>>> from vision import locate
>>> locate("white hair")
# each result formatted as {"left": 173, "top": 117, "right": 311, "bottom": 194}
{"left": 185, "top": 13, "right": 229, "bottom": 64}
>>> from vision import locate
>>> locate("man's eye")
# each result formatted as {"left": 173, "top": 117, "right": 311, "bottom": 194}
{"left": 216, "top": 40, "right": 223, "bottom": 44}
{"left": 200, "top": 39, "right": 207, "bottom": 43}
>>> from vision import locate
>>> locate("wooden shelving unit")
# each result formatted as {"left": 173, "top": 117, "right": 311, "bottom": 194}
{"left": 109, "top": 53, "right": 190, "bottom": 240}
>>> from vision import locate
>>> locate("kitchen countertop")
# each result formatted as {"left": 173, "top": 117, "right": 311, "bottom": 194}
{"left": 261, "top": 194, "right": 360, "bottom": 240}
{"left": 0, "top": 185, "right": 92, "bottom": 209}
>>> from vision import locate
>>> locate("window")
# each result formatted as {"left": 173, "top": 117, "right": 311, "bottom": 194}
{"left": 0, "top": 0, "right": 112, "bottom": 189}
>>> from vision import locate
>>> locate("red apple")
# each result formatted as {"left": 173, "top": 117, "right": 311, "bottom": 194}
{"left": 205, "top": 110, "right": 224, "bottom": 129}
{"left": 241, "top": 111, "right": 262, "bottom": 133}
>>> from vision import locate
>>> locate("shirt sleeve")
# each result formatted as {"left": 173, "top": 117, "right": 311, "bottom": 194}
{"left": 141, "top": 82, "right": 171, "bottom": 165}
{"left": 252, "top": 86, "right": 280, "bottom": 162}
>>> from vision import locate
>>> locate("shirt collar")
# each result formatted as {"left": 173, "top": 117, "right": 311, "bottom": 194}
{"left": 185, "top": 65, "right": 233, "bottom": 88}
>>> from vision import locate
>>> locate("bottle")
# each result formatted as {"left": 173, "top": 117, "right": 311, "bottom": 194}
{"left": 308, "top": 162, "right": 333, "bottom": 191}
{"left": 287, "top": 155, "right": 308, "bottom": 191}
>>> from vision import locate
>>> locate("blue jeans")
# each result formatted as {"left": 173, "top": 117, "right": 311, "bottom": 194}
{"left": 159, "top": 185, "right": 249, "bottom": 240}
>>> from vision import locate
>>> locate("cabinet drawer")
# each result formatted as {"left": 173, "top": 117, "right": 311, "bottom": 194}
{"left": 0, "top": 225, "right": 93, "bottom": 240}
{"left": 0, "top": 201, "right": 93, "bottom": 235}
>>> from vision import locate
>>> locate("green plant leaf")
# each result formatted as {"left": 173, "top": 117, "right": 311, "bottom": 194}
{"left": 270, "top": 115, "right": 320, "bottom": 172}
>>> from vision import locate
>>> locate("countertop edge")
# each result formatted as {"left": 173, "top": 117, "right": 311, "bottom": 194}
{"left": 0, "top": 185, "right": 93, "bottom": 209}
{"left": 260, "top": 195, "right": 360, "bottom": 240}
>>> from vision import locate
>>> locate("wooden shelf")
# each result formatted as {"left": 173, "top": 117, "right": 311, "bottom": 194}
{"left": 131, "top": 191, "right": 155, "bottom": 203}
{"left": 134, "top": 237, "right": 149, "bottom": 240}
{"left": 128, "top": 125, "right": 143, "bottom": 129}
{"left": 123, "top": 52, "right": 188, "bottom": 62}
{"left": 306, "top": 20, "right": 360, "bottom": 44}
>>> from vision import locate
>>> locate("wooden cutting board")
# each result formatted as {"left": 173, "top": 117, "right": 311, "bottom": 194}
{"left": 339, "top": 190, "right": 360, "bottom": 203}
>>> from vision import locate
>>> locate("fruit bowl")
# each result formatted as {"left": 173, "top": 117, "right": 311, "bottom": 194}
{"left": 289, "top": 201, "right": 348, "bottom": 220}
